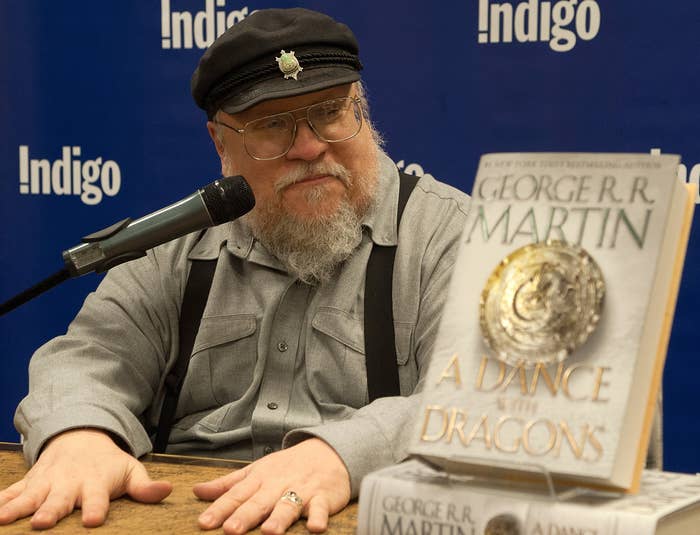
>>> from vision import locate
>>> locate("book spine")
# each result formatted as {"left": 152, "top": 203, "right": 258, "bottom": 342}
{"left": 358, "top": 470, "right": 483, "bottom": 535}
{"left": 357, "top": 467, "right": 661, "bottom": 535}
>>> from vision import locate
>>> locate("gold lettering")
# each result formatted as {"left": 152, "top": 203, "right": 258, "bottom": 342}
{"left": 555, "top": 420, "right": 587, "bottom": 459}
{"left": 529, "top": 362, "right": 564, "bottom": 396}
{"left": 522, "top": 418, "right": 557, "bottom": 456}
{"left": 445, "top": 408, "right": 469, "bottom": 445}
{"left": 497, "top": 396, "right": 507, "bottom": 411}
{"left": 420, "top": 406, "right": 447, "bottom": 442}
{"left": 584, "top": 425, "right": 605, "bottom": 462}
{"left": 494, "top": 415, "right": 523, "bottom": 453}
{"left": 479, "top": 361, "right": 613, "bottom": 402}
{"left": 562, "top": 364, "right": 594, "bottom": 401}
{"left": 496, "top": 397, "right": 538, "bottom": 415}
{"left": 436, "top": 353, "right": 462, "bottom": 387}
{"left": 591, "top": 366, "right": 611, "bottom": 402}
{"left": 465, "top": 414, "right": 492, "bottom": 448}
{"left": 475, "top": 356, "right": 505, "bottom": 391}
{"left": 501, "top": 360, "right": 529, "bottom": 395}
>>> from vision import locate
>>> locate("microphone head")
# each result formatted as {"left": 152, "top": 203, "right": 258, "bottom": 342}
{"left": 201, "top": 175, "right": 255, "bottom": 225}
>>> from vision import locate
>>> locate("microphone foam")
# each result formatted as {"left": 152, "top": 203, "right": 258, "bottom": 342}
{"left": 201, "top": 175, "right": 255, "bottom": 225}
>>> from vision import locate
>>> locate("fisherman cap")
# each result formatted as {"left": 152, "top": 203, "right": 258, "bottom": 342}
{"left": 191, "top": 8, "right": 363, "bottom": 116}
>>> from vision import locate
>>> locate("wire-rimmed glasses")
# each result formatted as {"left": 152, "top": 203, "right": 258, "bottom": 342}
{"left": 214, "top": 96, "right": 363, "bottom": 160}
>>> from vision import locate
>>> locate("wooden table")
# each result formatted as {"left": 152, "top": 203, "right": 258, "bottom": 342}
{"left": 0, "top": 443, "right": 357, "bottom": 534}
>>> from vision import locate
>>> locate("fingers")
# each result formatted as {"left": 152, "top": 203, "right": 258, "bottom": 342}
{"left": 223, "top": 493, "right": 277, "bottom": 535}
{"left": 201, "top": 484, "right": 324, "bottom": 535}
{"left": 78, "top": 482, "right": 111, "bottom": 528}
{"left": 193, "top": 467, "right": 249, "bottom": 501}
{"left": 198, "top": 474, "right": 262, "bottom": 531}
{"left": 260, "top": 491, "right": 331, "bottom": 535}
{"left": 195, "top": 439, "right": 351, "bottom": 533}
{"left": 30, "top": 486, "right": 79, "bottom": 530}
{"left": 304, "top": 495, "right": 332, "bottom": 533}
{"left": 0, "top": 480, "right": 26, "bottom": 508}
{"left": 0, "top": 430, "right": 174, "bottom": 530}
{"left": 124, "top": 462, "right": 173, "bottom": 504}
{"left": 259, "top": 491, "right": 308, "bottom": 535}
{"left": 0, "top": 479, "right": 50, "bottom": 525}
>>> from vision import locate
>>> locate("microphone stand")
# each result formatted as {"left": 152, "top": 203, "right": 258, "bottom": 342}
{"left": 0, "top": 268, "right": 70, "bottom": 317}
{"left": 0, "top": 218, "right": 134, "bottom": 317}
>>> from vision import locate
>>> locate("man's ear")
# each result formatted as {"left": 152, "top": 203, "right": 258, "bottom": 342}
{"left": 207, "top": 121, "right": 226, "bottom": 158}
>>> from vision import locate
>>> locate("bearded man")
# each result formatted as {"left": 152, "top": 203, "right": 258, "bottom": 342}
{"left": 2, "top": 8, "right": 469, "bottom": 534}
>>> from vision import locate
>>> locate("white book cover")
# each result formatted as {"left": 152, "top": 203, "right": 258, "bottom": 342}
{"left": 409, "top": 153, "right": 694, "bottom": 491}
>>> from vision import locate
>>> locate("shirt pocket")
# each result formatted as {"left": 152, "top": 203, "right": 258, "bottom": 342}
{"left": 178, "top": 314, "right": 258, "bottom": 416}
{"left": 306, "top": 308, "right": 414, "bottom": 410}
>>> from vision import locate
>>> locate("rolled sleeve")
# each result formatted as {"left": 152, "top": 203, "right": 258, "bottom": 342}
{"left": 16, "top": 402, "right": 153, "bottom": 465}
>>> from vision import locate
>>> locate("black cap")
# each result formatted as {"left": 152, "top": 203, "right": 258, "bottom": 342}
{"left": 191, "top": 8, "right": 363, "bottom": 116}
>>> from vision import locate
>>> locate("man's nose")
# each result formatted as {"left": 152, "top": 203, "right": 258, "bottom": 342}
{"left": 285, "top": 119, "right": 328, "bottom": 161}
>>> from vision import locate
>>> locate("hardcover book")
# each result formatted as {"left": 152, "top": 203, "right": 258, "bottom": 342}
{"left": 358, "top": 459, "right": 700, "bottom": 535}
{"left": 409, "top": 153, "right": 695, "bottom": 491}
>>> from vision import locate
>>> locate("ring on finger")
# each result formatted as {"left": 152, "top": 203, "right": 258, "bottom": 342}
{"left": 279, "top": 490, "right": 303, "bottom": 510}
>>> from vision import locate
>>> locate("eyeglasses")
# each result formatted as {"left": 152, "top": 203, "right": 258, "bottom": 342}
{"left": 214, "top": 96, "right": 364, "bottom": 161}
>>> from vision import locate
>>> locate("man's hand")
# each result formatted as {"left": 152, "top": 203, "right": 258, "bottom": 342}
{"left": 194, "top": 438, "right": 351, "bottom": 535}
{"left": 0, "top": 429, "right": 172, "bottom": 529}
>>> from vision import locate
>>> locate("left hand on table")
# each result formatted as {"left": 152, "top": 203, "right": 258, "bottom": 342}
{"left": 193, "top": 438, "right": 351, "bottom": 534}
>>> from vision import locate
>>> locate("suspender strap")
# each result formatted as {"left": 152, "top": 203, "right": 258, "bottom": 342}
{"left": 153, "top": 258, "right": 217, "bottom": 453}
{"left": 364, "top": 172, "right": 419, "bottom": 402}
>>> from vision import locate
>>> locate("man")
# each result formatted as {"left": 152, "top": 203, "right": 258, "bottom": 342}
{"left": 1, "top": 8, "right": 469, "bottom": 534}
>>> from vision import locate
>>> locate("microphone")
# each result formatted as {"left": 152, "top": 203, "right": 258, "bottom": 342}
{"left": 0, "top": 176, "right": 254, "bottom": 317}
{"left": 62, "top": 175, "right": 255, "bottom": 277}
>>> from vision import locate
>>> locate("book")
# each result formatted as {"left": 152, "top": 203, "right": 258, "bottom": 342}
{"left": 409, "top": 153, "right": 695, "bottom": 491}
{"left": 358, "top": 459, "right": 700, "bottom": 535}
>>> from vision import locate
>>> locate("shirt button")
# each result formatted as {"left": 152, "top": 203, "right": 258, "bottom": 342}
{"left": 263, "top": 446, "right": 273, "bottom": 455}
{"left": 267, "top": 402, "right": 278, "bottom": 410}
{"left": 277, "top": 341, "right": 288, "bottom": 352}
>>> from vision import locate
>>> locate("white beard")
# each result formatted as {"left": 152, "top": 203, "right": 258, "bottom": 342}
{"left": 242, "top": 157, "right": 378, "bottom": 285}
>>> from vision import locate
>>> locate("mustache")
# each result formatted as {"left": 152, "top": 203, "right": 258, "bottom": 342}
{"left": 273, "top": 162, "right": 353, "bottom": 194}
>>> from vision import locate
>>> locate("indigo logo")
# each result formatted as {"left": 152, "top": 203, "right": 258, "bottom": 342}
{"left": 161, "top": 0, "right": 249, "bottom": 49}
{"left": 478, "top": 0, "right": 601, "bottom": 52}
{"left": 18, "top": 146, "right": 122, "bottom": 206}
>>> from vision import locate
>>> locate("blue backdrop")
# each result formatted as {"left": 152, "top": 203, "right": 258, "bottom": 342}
{"left": 1, "top": 1, "right": 698, "bottom": 474}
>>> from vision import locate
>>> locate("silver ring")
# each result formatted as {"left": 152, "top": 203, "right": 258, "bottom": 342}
{"left": 280, "top": 490, "right": 303, "bottom": 509}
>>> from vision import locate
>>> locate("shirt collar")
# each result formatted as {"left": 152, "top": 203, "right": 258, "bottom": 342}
{"left": 360, "top": 150, "right": 400, "bottom": 247}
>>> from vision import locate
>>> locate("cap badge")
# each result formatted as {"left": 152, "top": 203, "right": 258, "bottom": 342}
{"left": 276, "top": 50, "right": 303, "bottom": 80}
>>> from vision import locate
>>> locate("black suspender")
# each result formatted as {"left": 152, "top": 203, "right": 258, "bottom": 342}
{"left": 153, "top": 256, "right": 216, "bottom": 453}
{"left": 153, "top": 172, "right": 419, "bottom": 452}
{"left": 364, "top": 172, "right": 418, "bottom": 400}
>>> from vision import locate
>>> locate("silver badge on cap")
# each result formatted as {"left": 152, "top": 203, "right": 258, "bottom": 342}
{"left": 276, "top": 50, "right": 303, "bottom": 80}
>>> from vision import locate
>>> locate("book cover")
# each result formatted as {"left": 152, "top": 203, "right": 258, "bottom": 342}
{"left": 409, "top": 153, "right": 694, "bottom": 491}
{"left": 358, "top": 459, "right": 700, "bottom": 535}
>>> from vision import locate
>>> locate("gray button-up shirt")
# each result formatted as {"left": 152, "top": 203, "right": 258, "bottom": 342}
{"left": 15, "top": 152, "right": 470, "bottom": 495}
